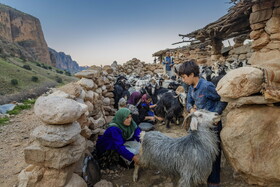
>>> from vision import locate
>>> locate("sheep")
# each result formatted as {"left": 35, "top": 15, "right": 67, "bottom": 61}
{"left": 133, "top": 110, "right": 221, "bottom": 187}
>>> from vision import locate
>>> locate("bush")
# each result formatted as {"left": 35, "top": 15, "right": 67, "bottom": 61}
{"left": 56, "top": 70, "right": 63, "bottom": 74}
{"left": 48, "top": 66, "right": 52, "bottom": 70}
{"left": 36, "top": 63, "right": 41, "bottom": 67}
{"left": 31, "top": 76, "right": 39, "bottom": 82}
{"left": 65, "top": 71, "right": 71, "bottom": 76}
{"left": 55, "top": 76, "right": 63, "bottom": 83}
{"left": 42, "top": 65, "right": 48, "bottom": 69}
{"left": 11, "top": 79, "right": 18, "bottom": 85}
{"left": 22, "top": 65, "right": 32, "bottom": 70}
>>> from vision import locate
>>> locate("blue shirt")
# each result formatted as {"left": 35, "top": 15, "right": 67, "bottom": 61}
{"left": 96, "top": 126, "right": 141, "bottom": 161}
{"left": 163, "top": 56, "right": 174, "bottom": 71}
{"left": 187, "top": 78, "right": 227, "bottom": 114}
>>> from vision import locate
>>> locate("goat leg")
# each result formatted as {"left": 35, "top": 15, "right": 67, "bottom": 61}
{"left": 133, "top": 164, "right": 140, "bottom": 182}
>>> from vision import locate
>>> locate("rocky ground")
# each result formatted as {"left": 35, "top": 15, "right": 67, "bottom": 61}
{"left": 0, "top": 108, "right": 258, "bottom": 187}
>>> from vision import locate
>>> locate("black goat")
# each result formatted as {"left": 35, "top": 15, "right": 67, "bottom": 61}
{"left": 154, "top": 91, "right": 185, "bottom": 129}
{"left": 145, "top": 84, "right": 169, "bottom": 104}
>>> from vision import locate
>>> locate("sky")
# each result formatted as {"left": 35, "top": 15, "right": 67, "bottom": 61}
{"left": 0, "top": 0, "right": 233, "bottom": 66}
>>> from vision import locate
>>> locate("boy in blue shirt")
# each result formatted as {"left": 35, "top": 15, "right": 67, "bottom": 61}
{"left": 178, "top": 61, "right": 227, "bottom": 187}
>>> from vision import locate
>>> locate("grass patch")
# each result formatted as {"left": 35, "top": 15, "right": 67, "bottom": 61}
{"left": 0, "top": 116, "right": 9, "bottom": 125}
{"left": 7, "top": 99, "right": 36, "bottom": 115}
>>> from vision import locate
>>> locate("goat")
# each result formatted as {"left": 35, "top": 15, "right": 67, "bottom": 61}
{"left": 133, "top": 110, "right": 220, "bottom": 187}
{"left": 154, "top": 91, "right": 186, "bottom": 128}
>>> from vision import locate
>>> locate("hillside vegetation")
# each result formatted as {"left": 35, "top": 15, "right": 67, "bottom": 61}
{"left": 0, "top": 57, "right": 78, "bottom": 104}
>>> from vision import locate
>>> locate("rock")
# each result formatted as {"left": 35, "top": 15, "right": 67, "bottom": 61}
{"left": 80, "top": 126, "right": 92, "bottom": 139}
{"left": 18, "top": 164, "right": 75, "bottom": 187}
{"left": 77, "top": 78, "right": 95, "bottom": 90}
{"left": 103, "top": 98, "right": 111, "bottom": 106}
{"left": 94, "top": 179, "right": 113, "bottom": 187}
{"left": 31, "top": 122, "right": 81, "bottom": 148}
{"left": 249, "top": 51, "right": 280, "bottom": 68}
{"left": 65, "top": 173, "right": 87, "bottom": 187}
{"left": 85, "top": 90, "right": 94, "bottom": 102}
{"left": 217, "top": 67, "right": 263, "bottom": 99}
{"left": 221, "top": 106, "right": 280, "bottom": 186}
{"left": 24, "top": 135, "right": 86, "bottom": 169}
{"left": 265, "top": 16, "right": 280, "bottom": 34}
{"left": 34, "top": 96, "right": 84, "bottom": 125}
{"left": 75, "top": 70, "right": 100, "bottom": 79}
{"left": 57, "top": 82, "right": 83, "bottom": 98}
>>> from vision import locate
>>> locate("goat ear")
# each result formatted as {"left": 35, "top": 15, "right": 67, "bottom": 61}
{"left": 190, "top": 117, "right": 198, "bottom": 131}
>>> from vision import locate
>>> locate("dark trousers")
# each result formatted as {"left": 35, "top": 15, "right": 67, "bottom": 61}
{"left": 207, "top": 121, "right": 222, "bottom": 184}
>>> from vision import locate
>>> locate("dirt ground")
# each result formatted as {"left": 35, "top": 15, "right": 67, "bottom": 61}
{"left": 0, "top": 108, "right": 259, "bottom": 187}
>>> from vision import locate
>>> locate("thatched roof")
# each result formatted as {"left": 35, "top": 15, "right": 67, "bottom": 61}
{"left": 177, "top": 1, "right": 253, "bottom": 44}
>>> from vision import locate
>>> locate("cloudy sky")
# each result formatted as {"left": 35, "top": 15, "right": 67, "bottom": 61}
{"left": 0, "top": 0, "right": 232, "bottom": 66}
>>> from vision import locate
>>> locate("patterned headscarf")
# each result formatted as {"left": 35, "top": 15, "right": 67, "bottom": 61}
{"left": 127, "top": 91, "right": 142, "bottom": 105}
{"left": 141, "top": 94, "right": 151, "bottom": 103}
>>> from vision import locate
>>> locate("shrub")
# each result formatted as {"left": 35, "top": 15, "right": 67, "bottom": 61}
{"left": 36, "top": 63, "right": 41, "bottom": 67}
{"left": 55, "top": 76, "right": 63, "bottom": 83}
{"left": 31, "top": 76, "right": 38, "bottom": 82}
{"left": 11, "top": 79, "right": 18, "bottom": 85}
{"left": 42, "top": 65, "right": 48, "bottom": 69}
{"left": 48, "top": 66, "right": 52, "bottom": 70}
{"left": 65, "top": 71, "right": 71, "bottom": 76}
{"left": 22, "top": 65, "right": 32, "bottom": 70}
{"left": 56, "top": 70, "right": 63, "bottom": 74}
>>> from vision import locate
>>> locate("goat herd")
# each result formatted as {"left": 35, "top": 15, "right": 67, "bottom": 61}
{"left": 110, "top": 60, "right": 248, "bottom": 186}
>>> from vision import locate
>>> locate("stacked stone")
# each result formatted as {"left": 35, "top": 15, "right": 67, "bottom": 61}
{"left": 227, "top": 43, "right": 253, "bottom": 62}
{"left": 116, "top": 58, "right": 163, "bottom": 76}
{"left": 18, "top": 96, "right": 87, "bottom": 187}
{"left": 216, "top": 65, "right": 280, "bottom": 186}
{"left": 249, "top": 0, "right": 280, "bottom": 67}
{"left": 74, "top": 67, "right": 115, "bottom": 144}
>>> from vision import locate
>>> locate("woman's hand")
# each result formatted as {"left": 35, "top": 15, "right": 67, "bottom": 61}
{"left": 150, "top": 104, "right": 157, "bottom": 109}
{"left": 133, "top": 155, "right": 140, "bottom": 165}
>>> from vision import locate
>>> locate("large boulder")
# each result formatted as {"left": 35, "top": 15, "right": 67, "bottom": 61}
{"left": 31, "top": 122, "right": 81, "bottom": 148}
{"left": 24, "top": 135, "right": 86, "bottom": 169}
{"left": 34, "top": 96, "right": 84, "bottom": 124}
{"left": 221, "top": 105, "right": 280, "bottom": 186}
{"left": 216, "top": 67, "right": 263, "bottom": 99}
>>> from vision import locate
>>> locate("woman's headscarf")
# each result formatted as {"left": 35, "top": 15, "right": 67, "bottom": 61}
{"left": 127, "top": 91, "right": 142, "bottom": 105}
{"left": 109, "top": 108, "right": 137, "bottom": 140}
{"left": 141, "top": 94, "right": 151, "bottom": 103}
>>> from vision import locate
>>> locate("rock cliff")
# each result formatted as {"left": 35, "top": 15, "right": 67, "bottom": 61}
{"left": 49, "top": 48, "right": 88, "bottom": 74}
{"left": 0, "top": 4, "right": 51, "bottom": 64}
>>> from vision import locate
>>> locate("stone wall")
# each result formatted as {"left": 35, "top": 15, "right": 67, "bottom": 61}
{"left": 217, "top": 1, "right": 280, "bottom": 186}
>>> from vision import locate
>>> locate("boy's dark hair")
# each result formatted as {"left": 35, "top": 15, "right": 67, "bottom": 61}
{"left": 178, "top": 61, "right": 200, "bottom": 77}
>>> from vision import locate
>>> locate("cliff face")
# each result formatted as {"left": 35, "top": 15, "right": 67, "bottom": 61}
{"left": 0, "top": 4, "right": 51, "bottom": 64}
{"left": 49, "top": 48, "right": 88, "bottom": 74}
